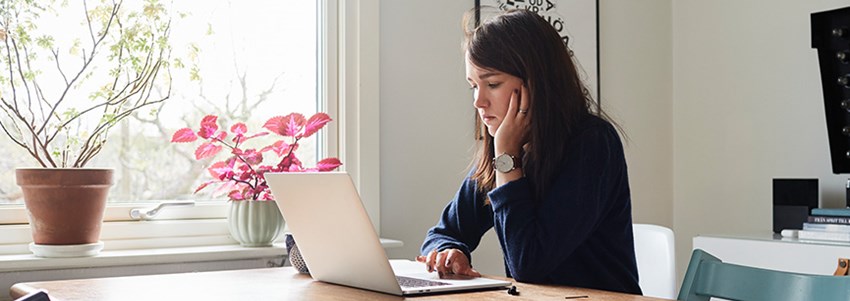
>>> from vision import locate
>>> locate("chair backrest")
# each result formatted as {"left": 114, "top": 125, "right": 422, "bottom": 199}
{"left": 678, "top": 249, "right": 850, "bottom": 301}
{"left": 632, "top": 223, "right": 676, "bottom": 299}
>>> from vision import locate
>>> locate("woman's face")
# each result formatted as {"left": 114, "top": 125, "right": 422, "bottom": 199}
{"left": 466, "top": 57, "right": 524, "bottom": 137}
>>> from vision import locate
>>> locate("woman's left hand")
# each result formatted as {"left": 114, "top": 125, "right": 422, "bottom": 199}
{"left": 494, "top": 84, "right": 530, "bottom": 156}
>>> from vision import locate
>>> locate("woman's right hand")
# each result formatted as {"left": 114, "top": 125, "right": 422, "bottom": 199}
{"left": 415, "top": 248, "right": 481, "bottom": 278}
{"left": 493, "top": 84, "right": 531, "bottom": 157}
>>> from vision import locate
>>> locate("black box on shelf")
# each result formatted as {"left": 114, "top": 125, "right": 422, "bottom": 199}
{"left": 773, "top": 178, "right": 819, "bottom": 234}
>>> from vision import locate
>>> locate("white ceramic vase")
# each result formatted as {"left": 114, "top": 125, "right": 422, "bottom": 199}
{"left": 227, "top": 200, "right": 284, "bottom": 247}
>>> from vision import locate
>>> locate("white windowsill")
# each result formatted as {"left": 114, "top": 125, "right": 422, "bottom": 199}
{"left": 0, "top": 238, "right": 403, "bottom": 273}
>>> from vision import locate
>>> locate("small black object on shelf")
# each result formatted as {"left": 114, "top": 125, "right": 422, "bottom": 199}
{"left": 773, "top": 178, "right": 819, "bottom": 233}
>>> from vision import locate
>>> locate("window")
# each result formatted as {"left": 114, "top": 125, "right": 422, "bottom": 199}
{"left": 0, "top": 0, "right": 380, "bottom": 249}
{"left": 1, "top": 0, "right": 320, "bottom": 206}
{"left": 0, "top": 0, "right": 380, "bottom": 246}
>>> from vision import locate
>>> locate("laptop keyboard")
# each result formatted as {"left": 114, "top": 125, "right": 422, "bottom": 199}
{"left": 396, "top": 276, "right": 450, "bottom": 288}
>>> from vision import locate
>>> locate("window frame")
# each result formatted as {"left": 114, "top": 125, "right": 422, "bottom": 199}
{"left": 0, "top": 0, "right": 381, "bottom": 248}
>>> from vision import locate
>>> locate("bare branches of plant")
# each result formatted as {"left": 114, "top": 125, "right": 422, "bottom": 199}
{"left": 0, "top": 0, "right": 174, "bottom": 168}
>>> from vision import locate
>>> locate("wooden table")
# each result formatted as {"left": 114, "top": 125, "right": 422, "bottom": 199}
{"left": 10, "top": 267, "right": 672, "bottom": 301}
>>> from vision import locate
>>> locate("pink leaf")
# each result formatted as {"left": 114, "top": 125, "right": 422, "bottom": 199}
{"left": 207, "top": 161, "right": 233, "bottom": 179}
{"left": 198, "top": 115, "right": 219, "bottom": 139}
{"left": 242, "top": 149, "right": 263, "bottom": 165}
{"left": 243, "top": 132, "right": 269, "bottom": 142}
{"left": 230, "top": 123, "right": 247, "bottom": 135}
{"left": 194, "top": 180, "right": 217, "bottom": 194}
{"left": 300, "top": 113, "right": 332, "bottom": 138}
{"left": 292, "top": 155, "right": 303, "bottom": 170}
{"left": 282, "top": 142, "right": 300, "bottom": 157}
{"left": 201, "top": 115, "right": 218, "bottom": 124}
{"left": 230, "top": 123, "right": 248, "bottom": 144}
{"left": 195, "top": 142, "right": 223, "bottom": 160}
{"left": 284, "top": 113, "right": 307, "bottom": 136}
{"left": 264, "top": 113, "right": 306, "bottom": 137}
{"left": 260, "top": 140, "right": 284, "bottom": 153}
{"left": 227, "top": 185, "right": 253, "bottom": 200}
{"left": 214, "top": 181, "right": 238, "bottom": 195}
{"left": 171, "top": 128, "right": 197, "bottom": 143}
{"left": 278, "top": 152, "right": 303, "bottom": 171}
{"left": 251, "top": 184, "right": 267, "bottom": 198}
{"left": 262, "top": 116, "right": 286, "bottom": 136}
{"left": 256, "top": 166, "right": 272, "bottom": 177}
{"left": 260, "top": 140, "right": 294, "bottom": 157}
{"left": 215, "top": 131, "right": 227, "bottom": 141}
{"left": 316, "top": 157, "right": 343, "bottom": 171}
{"left": 228, "top": 189, "right": 246, "bottom": 200}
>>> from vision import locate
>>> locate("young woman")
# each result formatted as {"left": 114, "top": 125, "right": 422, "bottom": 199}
{"left": 416, "top": 9, "right": 642, "bottom": 294}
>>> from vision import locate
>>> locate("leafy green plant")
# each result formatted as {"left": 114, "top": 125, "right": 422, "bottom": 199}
{"left": 0, "top": 0, "right": 173, "bottom": 167}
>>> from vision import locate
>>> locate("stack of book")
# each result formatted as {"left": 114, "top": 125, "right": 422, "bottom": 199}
{"left": 800, "top": 208, "right": 850, "bottom": 242}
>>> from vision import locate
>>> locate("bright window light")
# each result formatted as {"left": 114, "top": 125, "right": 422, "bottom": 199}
{"left": 0, "top": 0, "right": 319, "bottom": 205}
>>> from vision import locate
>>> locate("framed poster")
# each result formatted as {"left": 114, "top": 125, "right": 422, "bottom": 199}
{"left": 474, "top": 0, "right": 600, "bottom": 107}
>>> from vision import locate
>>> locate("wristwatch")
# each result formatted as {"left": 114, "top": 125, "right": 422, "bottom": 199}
{"left": 493, "top": 152, "right": 521, "bottom": 173}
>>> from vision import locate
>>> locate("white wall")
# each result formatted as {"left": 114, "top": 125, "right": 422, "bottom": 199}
{"left": 379, "top": 1, "right": 508, "bottom": 275}
{"left": 600, "top": 1, "right": 673, "bottom": 228}
{"left": 672, "top": 0, "right": 850, "bottom": 281}
{"left": 380, "top": 1, "right": 674, "bottom": 276}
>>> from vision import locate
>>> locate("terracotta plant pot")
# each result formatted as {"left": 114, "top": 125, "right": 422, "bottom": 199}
{"left": 15, "top": 168, "right": 114, "bottom": 245}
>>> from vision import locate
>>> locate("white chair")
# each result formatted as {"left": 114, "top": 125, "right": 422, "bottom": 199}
{"left": 633, "top": 223, "right": 676, "bottom": 299}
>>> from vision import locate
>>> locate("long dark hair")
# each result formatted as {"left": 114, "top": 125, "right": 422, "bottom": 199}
{"left": 465, "top": 9, "right": 611, "bottom": 201}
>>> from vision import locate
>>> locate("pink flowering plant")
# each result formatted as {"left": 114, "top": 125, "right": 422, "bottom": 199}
{"left": 170, "top": 113, "right": 342, "bottom": 201}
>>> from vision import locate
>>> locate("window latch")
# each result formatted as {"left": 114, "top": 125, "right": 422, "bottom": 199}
{"left": 129, "top": 201, "right": 195, "bottom": 221}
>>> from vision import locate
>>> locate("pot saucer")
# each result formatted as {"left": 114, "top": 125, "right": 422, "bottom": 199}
{"left": 29, "top": 241, "right": 104, "bottom": 258}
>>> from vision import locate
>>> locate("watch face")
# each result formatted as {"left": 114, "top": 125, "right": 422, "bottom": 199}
{"left": 494, "top": 154, "right": 514, "bottom": 173}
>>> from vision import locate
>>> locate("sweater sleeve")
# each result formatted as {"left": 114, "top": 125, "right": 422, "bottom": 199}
{"left": 487, "top": 125, "right": 625, "bottom": 282}
{"left": 420, "top": 176, "right": 494, "bottom": 264}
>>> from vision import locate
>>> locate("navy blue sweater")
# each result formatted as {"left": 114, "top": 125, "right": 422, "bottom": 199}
{"left": 421, "top": 116, "right": 642, "bottom": 295}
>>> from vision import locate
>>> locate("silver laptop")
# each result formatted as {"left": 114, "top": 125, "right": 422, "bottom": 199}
{"left": 265, "top": 172, "right": 511, "bottom": 296}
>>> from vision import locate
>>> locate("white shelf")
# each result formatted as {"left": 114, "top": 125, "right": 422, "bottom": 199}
{"left": 0, "top": 238, "right": 403, "bottom": 273}
{"left": 0, "top": 244, "right": 286, "bottom": 273}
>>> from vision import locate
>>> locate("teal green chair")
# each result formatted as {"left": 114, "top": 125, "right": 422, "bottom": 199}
{"left": 678, "top": 249, "right": 850, "bottom": 301}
